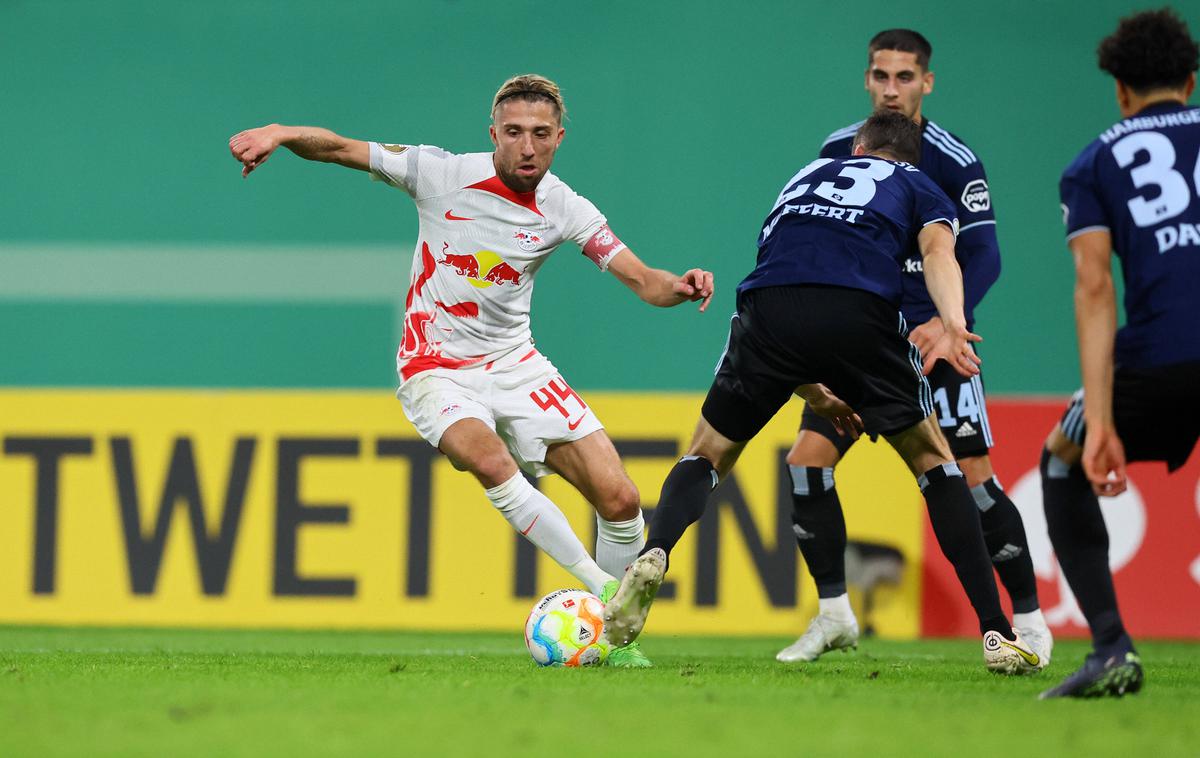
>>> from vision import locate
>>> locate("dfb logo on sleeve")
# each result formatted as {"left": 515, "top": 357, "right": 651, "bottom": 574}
{"left": 960, "top": 179, "right": 991, "bottom": 213}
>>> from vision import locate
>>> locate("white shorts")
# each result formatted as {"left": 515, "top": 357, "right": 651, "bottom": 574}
{"left": 396, "top": 346, "right": 604, "bottom": 477}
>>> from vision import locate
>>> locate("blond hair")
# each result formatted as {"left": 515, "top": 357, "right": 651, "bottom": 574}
{"left": 491, "top": 74, "right": 566, "bottom": 122}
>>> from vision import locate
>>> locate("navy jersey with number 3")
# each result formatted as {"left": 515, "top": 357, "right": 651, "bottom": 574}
{"left": 740, "top": 156, "right": 958, "bottom": 306}
{"left": 821, "top": 119, "right": 1000, "bottom": 327}
{"left": 1060, "top": 102, "right": 1200, "bottom": 368}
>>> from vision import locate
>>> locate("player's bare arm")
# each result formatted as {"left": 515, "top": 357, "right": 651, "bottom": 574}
{"left": 907, "top": 316, "right": 945, "bottom": 358}
{"left": 795, "top": 383, "right": 863, "bottom": 439}
{"left": 916, "top": 222, "right": 981, "bottom": 377}
{"left": 229, "top": 124, "right": 370, "bottom": 178}
{"left": 606, "top": 248, "right": 714, "bottom": 311}
{"left": 1069, "top": 229, "right": 1126, "bottom": 496}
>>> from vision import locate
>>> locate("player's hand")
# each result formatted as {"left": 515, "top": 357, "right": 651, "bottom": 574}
{"left": 796, "top": 383, "right": 864, "bottom": 439}
{"left": 924, "top": 325, "right": 982, "bottom": 377}
{"left": 229, "top": 125, "right": 281, "bottom": 178}
{"left": 1082, "top": 424, "right": 1127, "bottom": 496}
{"left": 673, "top": 269, "right": 714, "bottom": 312}
{"left": 908, "top": 316, "right": 945, "bottom": 360}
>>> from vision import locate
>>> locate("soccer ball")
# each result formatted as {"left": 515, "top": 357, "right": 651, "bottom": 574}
{"left": 524, "top": 589, "right": 612, "bottom": 667}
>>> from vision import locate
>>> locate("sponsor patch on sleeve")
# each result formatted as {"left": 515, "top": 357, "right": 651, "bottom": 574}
{"left": 960, "top": 179, "right": 991, "bottom": 213}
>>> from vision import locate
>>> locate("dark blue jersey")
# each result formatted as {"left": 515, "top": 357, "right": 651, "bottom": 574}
{"left": 1060, "top": 101, "right": 1200, "bottom": 369}
{"left": 821, "top": 119, "right": 1000, "bottom": 327}
{"left": 739, "top": 156, "right": 958, "bottom": 305}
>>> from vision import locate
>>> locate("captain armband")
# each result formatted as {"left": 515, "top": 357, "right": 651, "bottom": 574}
{"left": 581, "top": 225, "right": 627, "bottom": 271}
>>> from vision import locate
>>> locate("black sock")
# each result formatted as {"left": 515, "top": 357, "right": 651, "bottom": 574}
{"left": 789, "top": 466, "right": 847, "bottom": 598}
{"left": 643, "top": 456, "right": 718, "bottom": 567}
{"left": 921, "top": 463, "right": 1009, "bottom": 637}
{"left": 972, "top": 477, "right": 1039, "bottom": 614}
{"left": 1040, "top": 448, "right": 1128, "bottom": 650}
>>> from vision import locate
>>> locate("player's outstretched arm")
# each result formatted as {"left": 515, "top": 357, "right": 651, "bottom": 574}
{"left": 917, "top": 222, "right": 981, "bottom": 377}
{"left": 229, "top": 124, "right": 370, "bottom": 178}
{"left": 1070, "top": 229, "right": 1126, "bottom": 496}
{"left": 795, "top": 384, "right": 863, "bottom": 439}
{"left": 907, "top": 316, "right": 945, "bottom": 359}
{"left": 606, "top": 248, "right": 713, "bottom": 311}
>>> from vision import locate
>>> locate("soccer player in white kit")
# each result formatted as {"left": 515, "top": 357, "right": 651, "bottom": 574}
{"left": 229, "top": 74, "right": 713, "bottom": 667}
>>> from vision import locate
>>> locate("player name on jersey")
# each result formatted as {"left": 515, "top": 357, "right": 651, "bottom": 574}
{"left": 767, "top": 201, "right": 866, "bottom": 230}
{"left": 1154, "top": 221, "right": 1200, "bottom": 253}
{"left": 1098, "top": 107, "right": 1200, "bottom": 144}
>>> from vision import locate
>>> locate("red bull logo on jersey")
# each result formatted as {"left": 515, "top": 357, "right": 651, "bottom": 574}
{"left": 513, "top": 228, "right": 543, "bottom": 252}
{"left": 438, "top": 247, "right": 525, "bottom": 288}
{"left": 483, "top": 262, "right": 521, "bottom": 285}
{"left": 441, "top": 252, "right": 480, "bottom": 278}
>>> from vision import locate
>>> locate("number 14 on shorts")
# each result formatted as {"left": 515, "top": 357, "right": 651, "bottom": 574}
{"left": 529, "top": 378, "right": 588, "bottom": 428}
{"left": 933, "top": 381, "right": 980, "bottom": 427}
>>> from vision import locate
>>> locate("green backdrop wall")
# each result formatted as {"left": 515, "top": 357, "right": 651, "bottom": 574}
{"left": 2, "top": 0, "right": 1190, "bottom": 392}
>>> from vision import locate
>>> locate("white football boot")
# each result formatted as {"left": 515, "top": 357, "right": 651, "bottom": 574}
{"left": 776, "top": 613, "right": 860, "bottom": 663}
{"left": 1013, "top": 611, "right": 1053, "bottom": 670}
{"left": 602, "top": 548, "right": 666, "bottom": 646}
{"left": 983, "top": 628, "right": 1043, "bottom": 675}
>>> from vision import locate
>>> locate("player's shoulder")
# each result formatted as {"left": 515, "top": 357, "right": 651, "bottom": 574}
{"left": 535, "top": 171, "right": 601, "bottom": 218}
{"left": 820, "top": 119, "right": 865, "bottom": 153}
{"left": 922, "top": 120, "right": 981, "bottom": 169}
{"left": 534, "top": 170, "right": 574, "bottom": 205}
{"left": 895, "top": 160, "right": 946, "bottom": 192}
{"left": 440, "top": 147, "right": 494, "bottom": 167}
{"left": 400, "top": 144, "right": 493, "bottom": 167}
{"left": 1061, "top": 134, "right": 1107, "bottom": 183}
{"left": 1092, "top": 103, "right": 1200, "bottom": 147}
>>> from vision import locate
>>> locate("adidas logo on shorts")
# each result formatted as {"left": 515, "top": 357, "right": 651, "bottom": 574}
{"left": 955, "top": 421, "right": 977, "bottom": 438}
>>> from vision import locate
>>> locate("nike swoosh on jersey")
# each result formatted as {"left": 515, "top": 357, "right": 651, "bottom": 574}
{"left": 568, "top": 417, "right": 585, "bottom": 431}
{"left": 444, "top": 210, "right": 474, "bottom": 221}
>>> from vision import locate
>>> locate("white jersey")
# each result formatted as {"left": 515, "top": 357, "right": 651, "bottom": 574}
{"left": 369, "top": 142, "right": 623, "bottom": 382}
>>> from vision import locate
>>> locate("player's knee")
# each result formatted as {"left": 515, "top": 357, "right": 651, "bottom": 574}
{"left": 469, "top": 449, "right": 519, "bottom": 487}
{"left": 786, "top": 445, "right": 838, "bottom": 468}
{"left": 1044, "top": 426, "right": 1083, "bottom": 467}
{"left": 1039, "top": 446, "right": 1080, "bottom": 482}
{"left": 596, "top": 478, "right": 641, "bottom": 521}
{"left": 681, "top": 442, "right": 723, "bottom": 472}
{"left": 786, "top": 430, "right": 842, "bottom": 468}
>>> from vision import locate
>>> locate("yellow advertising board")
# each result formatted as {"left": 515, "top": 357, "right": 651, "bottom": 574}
{"left": 0, "top": 391, "right": 925, "bottom": 637}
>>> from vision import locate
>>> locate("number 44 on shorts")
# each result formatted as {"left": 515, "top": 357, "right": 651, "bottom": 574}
{"left": 530, "top": 378, "right": 589, "bottom": 428}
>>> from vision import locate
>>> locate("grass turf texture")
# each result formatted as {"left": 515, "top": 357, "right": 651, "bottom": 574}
{"left": 1, "top": 627, "right": 1197, "bottom": 757}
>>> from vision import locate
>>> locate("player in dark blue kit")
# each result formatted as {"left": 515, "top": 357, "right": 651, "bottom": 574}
{"left": 1039, "top": 9, "right": 1200, "bottom": 699}
{"left": 779, "top": 29, "right": 1050, "bottom": 667}
{"left": 603, "top": 111, "right": 1042, "bottom": 674}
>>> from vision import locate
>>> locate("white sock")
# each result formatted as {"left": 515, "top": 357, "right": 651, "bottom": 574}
{"left": 595, "top": 511, "right": 645, "bottom": 578}
{"left": 1013, "top": 609, "right": 1047, "bottom": 630}
{"left": 563, "top": 557, "right": 615, "bottom": 597}
{"left": 485, "top": 473, "right": 614, "bottom": 595}
{"left": 818, "top": 593, "right": 855, "bottom": 622}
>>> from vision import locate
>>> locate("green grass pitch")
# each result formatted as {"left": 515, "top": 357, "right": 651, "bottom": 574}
{"left": 1, "top": 626, "right": 1197, "bottom": 757}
